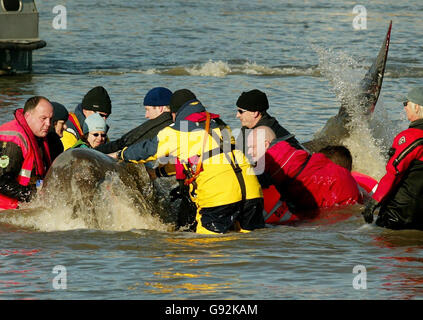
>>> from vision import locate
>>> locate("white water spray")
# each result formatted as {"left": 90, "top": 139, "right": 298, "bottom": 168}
{"left": 312, "top": 45, "right": 397, "bottom": 180}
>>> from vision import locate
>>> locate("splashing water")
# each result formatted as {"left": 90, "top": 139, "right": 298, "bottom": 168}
{"left": 185, "top": 60, "right": 232, "bottom": 77}
{"left": 0, "top": 171, "right": 174, "bottom": 232}
{"left": 313, "top": 45, "right": 365, "bottom": 106}
{"left": 311, "top": 45, "right": 397, "bottom": 179}
{"left": 0, "top": 150, "right": 175, "bottom": 232}
{"left": 103, "top": 60, "right": 319, "bottom": 77}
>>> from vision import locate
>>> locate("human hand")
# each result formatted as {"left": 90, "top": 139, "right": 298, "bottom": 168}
{"left": 108, "top": 152, "right": 119, "bottom": 159}
{"left": 361, "top": 198, "right": 379, "bottom": 224}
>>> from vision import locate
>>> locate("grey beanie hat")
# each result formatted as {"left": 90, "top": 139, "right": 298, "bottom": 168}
{"left": 406, "top": 87, "right": 423, "bottom": 106}
{"left": 83, "top": 113, "right": 108, "bottom": 135}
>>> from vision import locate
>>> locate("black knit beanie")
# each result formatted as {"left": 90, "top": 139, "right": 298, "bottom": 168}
{"left": 236, "top": 89, "right": 269, "bottom": 112}
{"left": 51, "top": 101, "right": 69, "bottom": 123}
{"left": 81, "top": 86, "right": 112, "bottom": 115}
{"left": 169, "top": 89, "right": 197, "bottom": 113}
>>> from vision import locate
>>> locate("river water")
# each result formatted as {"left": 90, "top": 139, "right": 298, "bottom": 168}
{"left": 0, "top": 0, "right": 423, "bottom": 300}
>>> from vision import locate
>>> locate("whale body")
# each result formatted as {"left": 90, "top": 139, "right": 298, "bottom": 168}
{"left": 0, "top": 148, "right": 176, "bottom": 231}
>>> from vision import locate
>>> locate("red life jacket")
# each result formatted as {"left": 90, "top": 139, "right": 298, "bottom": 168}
{"left": 351, "top": 171, "right": 378, "bottom": 194}
{"left": 266, "top": 141, "right": 360, "bottom": 211}
{"left": 373, "top": 126, "right": 423, "bottom": 203}
{"left": 262, "top": 185, "right": 299, "bottom": 224}
{"left": 0, "top": 193, "right": 19, "bottom": 210}
{"left": 0, "top": 108, "right": 51, "bottom": 210}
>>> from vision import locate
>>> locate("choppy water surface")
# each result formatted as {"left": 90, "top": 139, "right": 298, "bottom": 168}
{"left": 1, "top": 0, "right": 423, "bottom": 300}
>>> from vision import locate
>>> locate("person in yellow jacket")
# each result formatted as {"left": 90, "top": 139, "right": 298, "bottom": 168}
{"left": 111, "top": 89, "right": 265, "bottom": 234}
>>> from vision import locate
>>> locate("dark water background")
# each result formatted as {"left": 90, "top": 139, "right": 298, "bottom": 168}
{"left": 1, "top": 0, "right": 423, "bottom": 299}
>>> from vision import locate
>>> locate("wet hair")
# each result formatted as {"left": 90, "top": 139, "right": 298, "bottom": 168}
{"left": 319, "top": 145, "right": 353, "bottom": 171}
{"left": 24, "top": 96, "right": 50, "bottom": 113}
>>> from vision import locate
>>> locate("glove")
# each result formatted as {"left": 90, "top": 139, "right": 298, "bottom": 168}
{"left": 361, "top": 198, "right": 379, "bottom": 224}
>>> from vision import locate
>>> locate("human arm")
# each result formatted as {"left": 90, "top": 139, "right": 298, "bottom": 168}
{"left": 0, "top": 142, "right": 36, "bottom": 202}
{"left": 361, "top": 130, "right": 423, "bottom": 223}
{"left": 110, "top": 146, "right": 175, "bottom": 179}
{"left": 120, "top": 137, "right": 160, "bottom": 163}
{"left": 372, "top": 130, "right": 423, "bottom": 203}
{"left": 94, "top": 123, "right": 145, "bottom": 154}
{"left": 95, "top": 137, "right": 125, "bottom": 154}
{"left": 120, "top": 126, "right": 177, "bottom": 164}
{"left": 97, "top": 117, "right": 172, "bottom": 154}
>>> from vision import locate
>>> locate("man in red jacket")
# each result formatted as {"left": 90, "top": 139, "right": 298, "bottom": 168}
{"left": 0, "top": 96, "right": 53, "bottom": 210}
{"left": 247, "top": 126, "right": 360, "bottom": 218}
{"left": 362, "top": 87, "right": 423, "bottom": 230}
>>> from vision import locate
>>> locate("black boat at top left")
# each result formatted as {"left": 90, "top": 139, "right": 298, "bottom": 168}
{"left": 0, "top": 0, "right": 46, "bottom": 75}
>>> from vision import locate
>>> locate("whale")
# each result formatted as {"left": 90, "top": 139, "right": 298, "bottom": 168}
{"left": 0, "top": 148, "right": 177, "bottom": 231}
{"left": 303, "top": 21, "right": 392, "bottom": 152}
{"left": 42, "top": 148, "right": 169, "bottom": 226}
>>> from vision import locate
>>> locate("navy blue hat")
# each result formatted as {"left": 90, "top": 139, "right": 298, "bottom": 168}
{"left": 143, "top": 87, "right": 173, "bottom": 107}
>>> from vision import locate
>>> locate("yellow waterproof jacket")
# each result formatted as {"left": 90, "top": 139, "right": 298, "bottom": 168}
{"left": 121, "top": 101, "right": 262, "bottom": 209}
{"left": 61, "top": 130, "right": 78, "bottom": 150}
{"left": 61, "top": 111, "right": 83, "bottom": 151}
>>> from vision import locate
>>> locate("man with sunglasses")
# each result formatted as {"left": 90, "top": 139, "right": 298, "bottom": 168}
{"left": 235, "top": 89, "right": 304, "bottom": 153}
{"left": 61, "top": 86, "right": 112, "bottom": 150}
{"left": 362, "top": 86, "right": 423, "bottom": 230}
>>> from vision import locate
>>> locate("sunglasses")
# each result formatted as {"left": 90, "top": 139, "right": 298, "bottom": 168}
{"left": 91, "top": 133, "right": 107, "bottom": 138}
{"left": 237, "top": 108, "right": 248, "bottom": 114}
{"left": 97, "top": 112, "right": 109, "bottom": 119}
{"left": 403, "top": 101, "right": 409, "bottom": 107}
